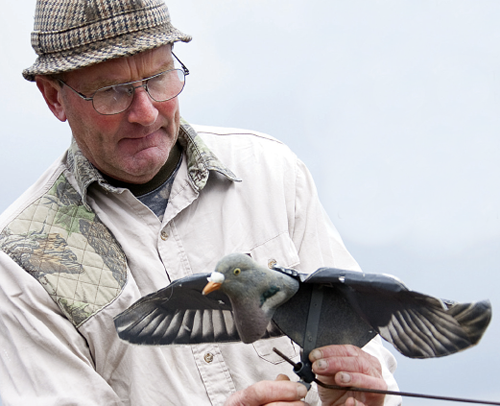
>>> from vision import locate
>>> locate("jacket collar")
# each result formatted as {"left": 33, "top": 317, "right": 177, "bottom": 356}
{"left": 66, "top": 119, "right": 241, "bottom": 210}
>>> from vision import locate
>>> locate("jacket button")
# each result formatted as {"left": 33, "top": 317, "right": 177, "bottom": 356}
{"left": 160, "top": 231, "right": 169, "bottom": 241}
{"left": 204, "top": 353, "right": 214, "bottom": 363}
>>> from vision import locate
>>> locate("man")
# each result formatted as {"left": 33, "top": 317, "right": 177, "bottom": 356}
{"left": 0, "top": 0, "right": 399, "bottom": 405}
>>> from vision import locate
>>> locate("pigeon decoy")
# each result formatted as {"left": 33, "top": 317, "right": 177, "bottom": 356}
{"left": 114, "top": 253, "right": 492, "bottom": 384}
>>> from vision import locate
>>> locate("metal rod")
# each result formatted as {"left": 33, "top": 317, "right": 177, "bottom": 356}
{"left": 272, "top": 347, "right": 500, "bottom": 405}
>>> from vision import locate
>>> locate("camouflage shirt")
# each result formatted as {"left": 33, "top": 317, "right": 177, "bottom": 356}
{"left": 0, "top": 121, "right": 398, "bottom": 405}
{"left": 0, "top": 119, "right": 239, "bottom": 328}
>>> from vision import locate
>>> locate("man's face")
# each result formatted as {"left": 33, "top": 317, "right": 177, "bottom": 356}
{"left": 55, "top": 44, "right": 180, "bottom": 184}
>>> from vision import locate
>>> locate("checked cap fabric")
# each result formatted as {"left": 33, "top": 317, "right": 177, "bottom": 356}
{"left": 23, "top": 0, "right": 191, "bottom": 81}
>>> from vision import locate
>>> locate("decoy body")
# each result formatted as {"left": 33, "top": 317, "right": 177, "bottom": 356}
{"left": 114, "top": 253, "right": 492, "bottom": 382}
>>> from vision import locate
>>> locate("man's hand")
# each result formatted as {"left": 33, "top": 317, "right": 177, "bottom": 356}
{"left": 223, "top": 374, "right": 309, "bottom": 406}
{"left": 310, "top": 345, "right": 386, "bottom": 406}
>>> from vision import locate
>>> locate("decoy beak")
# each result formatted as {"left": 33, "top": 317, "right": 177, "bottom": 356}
{"left": 202, "top": 281, "right": 222, "bottom": 295}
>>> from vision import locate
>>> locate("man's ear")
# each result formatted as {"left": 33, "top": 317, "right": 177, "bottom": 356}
{"left": 35, "top": 75, "right": 67, "bottom": 122}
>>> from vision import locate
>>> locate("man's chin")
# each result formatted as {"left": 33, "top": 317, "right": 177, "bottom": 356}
{"left": 103, "top": 158, "right": 163, "bottom": 184}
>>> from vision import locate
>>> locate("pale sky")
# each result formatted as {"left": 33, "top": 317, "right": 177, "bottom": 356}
{"left": 1, "top": 1, "right": 500, "bottom": 404}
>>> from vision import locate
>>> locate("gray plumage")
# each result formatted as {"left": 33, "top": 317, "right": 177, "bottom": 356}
{"left": 202, "top": 253, "right": 300, "bottom": 343}
{"left": 114, "top": 253, "right": 492, "bottom": 361}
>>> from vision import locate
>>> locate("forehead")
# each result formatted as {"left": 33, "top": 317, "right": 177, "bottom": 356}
{"left": 66, "top": 44, "right": 173, "bottom": 89}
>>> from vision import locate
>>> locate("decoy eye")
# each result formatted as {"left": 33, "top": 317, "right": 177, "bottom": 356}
{"left": 233, "top": 268, "right": 241, "bottom": 275}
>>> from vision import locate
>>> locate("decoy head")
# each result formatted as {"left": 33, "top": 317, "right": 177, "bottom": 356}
{"left": 202, "top": 253, "right": 263, "bottom": 296}
{"left": 202, "top": 252, "right": 300, "bottom": 317}
{"left": 202, "top": 252, "right": 300, "bottom": 343}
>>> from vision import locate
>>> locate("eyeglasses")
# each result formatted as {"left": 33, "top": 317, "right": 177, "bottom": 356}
{"left": 58, "top": 53, "right": 189, "bottom": 115}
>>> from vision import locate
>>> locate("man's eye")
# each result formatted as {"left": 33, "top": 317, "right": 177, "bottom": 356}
{"left": 123, "top": 86, "right": 135, "bottom": 96}
{"left": 99, "top": 87, "right": 115, "bottom": 94}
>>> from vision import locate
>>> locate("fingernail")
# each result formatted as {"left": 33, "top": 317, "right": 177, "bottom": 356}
{"left": 310, "top": 349, "right": 322, "bottom": 361}
{"left": 339, "top": 372, "right": 351, "bottom": 383}
{"left": 297, "top": 384, "right": 308, "bottom": 398}
{"left": 314, "top": 359, "right": 328, "bottom": 371}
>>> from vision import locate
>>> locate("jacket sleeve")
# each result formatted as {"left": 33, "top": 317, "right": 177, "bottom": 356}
{"left": 289, "top": 158, "right": 402, "bottom": 406}
{"left": 0, "top": 251, "right": 124, "bottom": 406}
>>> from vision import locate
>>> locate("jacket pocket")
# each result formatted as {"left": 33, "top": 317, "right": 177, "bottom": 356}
{"left": 252, "top": 336, "right": 299, "bottom": 365}
{"left": 248, "top": 232, "right": 300, "bottom": 364}
{"left": 248, "top": 231, "right": 300, "bottom": 270}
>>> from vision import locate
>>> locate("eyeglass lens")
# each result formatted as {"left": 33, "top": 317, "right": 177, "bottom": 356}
{"left": 92, "top": 69, "right": 186, "bottom": 115}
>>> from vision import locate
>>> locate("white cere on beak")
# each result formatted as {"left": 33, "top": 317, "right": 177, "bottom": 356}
{"left": 207, "top": 272, "right": 225, "bottom": 283}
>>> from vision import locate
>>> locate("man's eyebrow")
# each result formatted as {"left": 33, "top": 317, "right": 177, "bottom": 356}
{"left": 78, "top": 77, "right": 122, "bottom": 94}
{"left": 84, "top": 60, "right": 176, "bottom": 93}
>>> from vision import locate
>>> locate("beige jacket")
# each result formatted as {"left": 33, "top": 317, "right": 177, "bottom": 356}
{"left": 0, "top": 121, "right": 400, "bottom": 405}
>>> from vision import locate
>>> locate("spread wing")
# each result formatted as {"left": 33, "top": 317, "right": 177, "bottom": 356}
{"left": 114, "top": 273, "right": 283, "bottom": 345}
{"left": 308, "top": 268, "right": 492, "bottom": 358}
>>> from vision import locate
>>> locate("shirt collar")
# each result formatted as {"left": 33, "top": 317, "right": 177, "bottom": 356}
{"left": 66, "top": 119, "right": 241, "bottom": 210}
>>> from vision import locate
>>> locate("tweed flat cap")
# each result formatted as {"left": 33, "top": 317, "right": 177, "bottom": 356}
{"left": 23, "top": 0, "right": 192, "bottom": 81}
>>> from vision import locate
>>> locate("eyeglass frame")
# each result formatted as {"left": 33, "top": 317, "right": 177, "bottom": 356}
{"left": 57, "top": 52, "right": 189, "bottom": 115}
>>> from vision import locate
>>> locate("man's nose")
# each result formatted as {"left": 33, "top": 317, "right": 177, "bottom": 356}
{"left": 126, "top": 86, "right": 158, "bottom": 125}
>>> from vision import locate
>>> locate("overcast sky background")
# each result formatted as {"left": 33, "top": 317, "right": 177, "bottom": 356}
{"left": 1, "top": 1, "right": 500, "bottom": 405}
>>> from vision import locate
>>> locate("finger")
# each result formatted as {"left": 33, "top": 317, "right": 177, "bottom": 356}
{"left": 309, "top": 344, "right": 364, "bottom": 361}
{"left": 275, "top": 374, "right": 291, "bottom": 382}
{"left": 223, "top": 380, "right": 308, "bottom": 406}
{"left": 310, "top": 346, "right": 383, "bottom": 377}
{"left": 312, "top": 354, "right": 382, "bottom": 378}
{"left": 331, "top": 371, "right": 387, "bottom": 392}
{"left": 314, "top": 371, "right": 386, "bottom": 406}
{"left": 346, "top": 398, "right": 364, "bottom": 406}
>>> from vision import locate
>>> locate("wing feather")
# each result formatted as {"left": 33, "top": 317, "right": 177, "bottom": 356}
{"left": 114, "top": 273, "right": 281, "bottom": 345}
{"left": 304, "top": 267, "right": 492, "bottom": 358}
